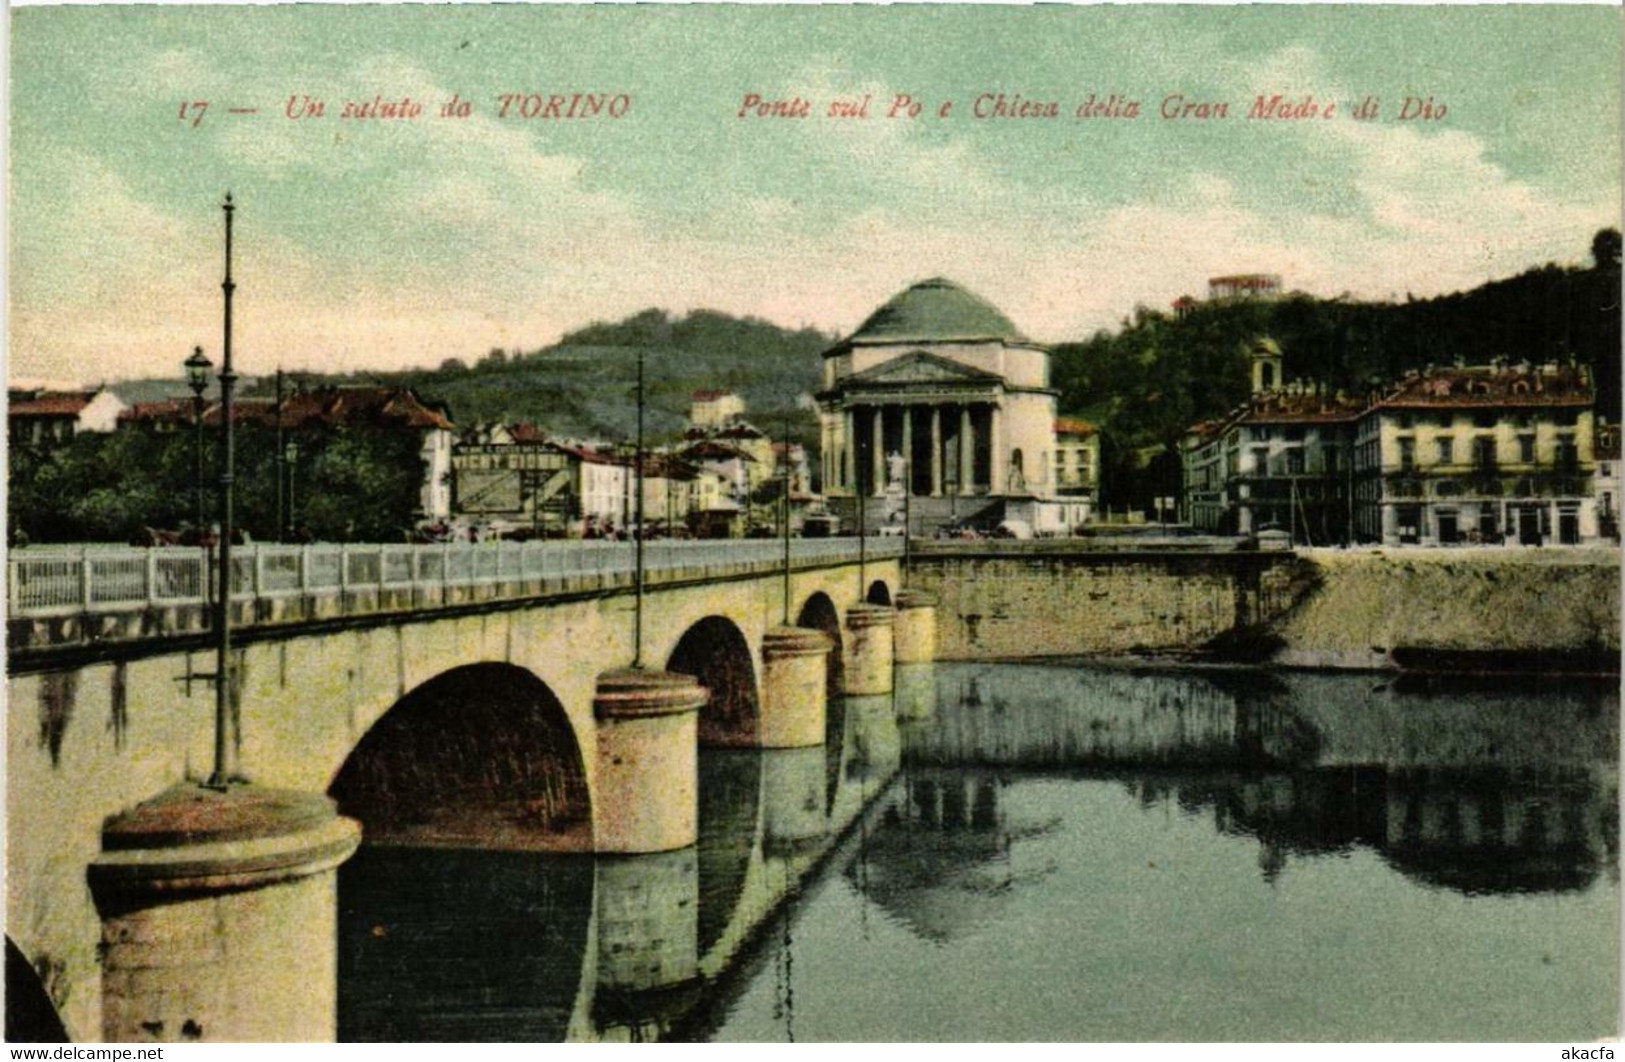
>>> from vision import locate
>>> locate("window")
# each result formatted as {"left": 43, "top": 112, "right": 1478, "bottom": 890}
{"left": 1555, "top": 410, "right": 1579, "bottom": 427}
{"left": 1250, "top": 447, "right": 1270, "bottom": 474}
{"left": 1474, "top": 436, "right": 1497, "bottom": 470}
{"left": 1253, "top": 426, "right": 1274, "bottom": 442}
{"left": 1398, "top": 438, "right": 1415, "bottom": 471}
{"left": 1285, "top": 426, "right": 1306, "bottom": 442}
{"left": 1325, "top": 449, "right": 1339, "bottom": 475}
{"left": 1436, "top": 438, "right": 1454, "bottom": 464}
{"left": 1287, "top": 449, "right": 1305, "bottom": 475}
{"left": 1436, "top": 413, "right": 1454, "bottom": 429}
{"left": 1518, "top": 434, "right": 1536, "bottom": 463}
{"left": 1473, "top": 412, "right": 1497, "bottom": 429}
{"left": 1397, "top": 414, "right": 1415, "bottom": 430}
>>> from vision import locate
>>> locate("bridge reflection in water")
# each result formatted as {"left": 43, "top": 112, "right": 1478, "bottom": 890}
{"left": 334, "top": 663, "right": 1618, "bottom": 1042}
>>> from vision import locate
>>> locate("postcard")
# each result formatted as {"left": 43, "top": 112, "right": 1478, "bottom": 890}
{"left": 5, "top": 2, "right": 1621, "bottom": 1046}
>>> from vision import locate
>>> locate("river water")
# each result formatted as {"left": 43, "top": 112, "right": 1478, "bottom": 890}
{"left": 335, "top": 662, "right": 1619, "bottom": 1042}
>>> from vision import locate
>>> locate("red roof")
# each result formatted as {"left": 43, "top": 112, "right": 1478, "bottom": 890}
{"left": 1375, "top": 365, "right": 1592, "bottom": 410}
{"left": 203, "top": 386, "right": 455, "bottom": 431}
{"left": 691, "top": 389, "right": 732, "bottom": 402}
{"left": 682, "top": 439, "right": 756, "bottom": 462}
{"left": 1054, "top": 417, "right": 1097, "bottom": 436}
{"left": 119, "top": 399, "right": 198, "bottom": 426}
{"left": 10, "top": 390, "right": 98, "bottom": 417}
{"left": 1242, "top": 391, "right": 1365, "bottom": 425}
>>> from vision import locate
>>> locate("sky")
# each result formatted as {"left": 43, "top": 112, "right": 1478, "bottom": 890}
{"left": 8, "top": 4, "right": 1622, "bottom": 386}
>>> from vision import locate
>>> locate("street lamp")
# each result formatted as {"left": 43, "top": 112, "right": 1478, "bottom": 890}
{"left": 284, "top": 438, "right": 300, "bottom": 541}
{"left": 208, "top": 191, "right": 239, "bottom": 791}
{"left": 184, "top": 346, "right": 212, "bottom": 528}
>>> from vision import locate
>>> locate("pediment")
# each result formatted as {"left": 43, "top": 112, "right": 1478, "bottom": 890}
{"left": 843, "top": 351, "right": 1002, "bottom": 387}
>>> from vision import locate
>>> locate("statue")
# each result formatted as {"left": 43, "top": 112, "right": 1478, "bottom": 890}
{"left": 886, "top": 450, "right": 907, "bottom": 493}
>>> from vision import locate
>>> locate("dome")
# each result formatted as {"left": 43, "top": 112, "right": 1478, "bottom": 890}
{"left": 844, "top": 278, "right": 1027, "bottom": 346}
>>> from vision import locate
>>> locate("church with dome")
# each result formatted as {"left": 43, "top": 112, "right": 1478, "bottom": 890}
{"left": 817, "top": 278, "right": 1092, "bottom": 536}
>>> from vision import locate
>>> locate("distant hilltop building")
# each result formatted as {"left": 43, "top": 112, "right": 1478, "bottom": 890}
{"left": 1208, "top": 274, "right": 1283, "bottom": 301}
{"left": 1172, "top": 274, "right": 1285, "bottom": 317}
{"left": 817, "top": 277, "right": 1091, "bottom": 535}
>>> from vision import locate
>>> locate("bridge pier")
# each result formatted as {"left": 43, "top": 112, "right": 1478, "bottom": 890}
{"left": 757, "top": 626, "right": 834, "bottom": 748}
{"left": 592, "top": 669, "right": 708, "bottom": 854}
{"left": 892, "top": 590, "right": 938, "bottom": 664}
{"left": 841, "top": 604, "right": 896, "bottom": 696}
{"left": 88, "top": 784, "right": 360, "bottom": 1043}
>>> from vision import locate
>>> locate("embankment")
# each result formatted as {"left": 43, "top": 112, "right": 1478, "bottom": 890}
{"left": 906, "top": 543, "right": 1619, "bottom": 672}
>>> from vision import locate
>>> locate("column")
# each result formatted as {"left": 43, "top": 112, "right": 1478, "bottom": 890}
{"left": 959, "top": 406, "right": 975, "bottom": 494}
{"left": 930, "top": 407, "right": 943, "bottom": 496}
{"left": 901, "top": 407, "right": 914, "bottom": 496}
{"left": 758, "top": 626, "right": 833, "bottom": 748}
{"left": 843, "top": 408, "right": 856, "bottom": 494}
{"left": 90, "top": 784, "right": 361, "bottom": 1042}
{"left": 592, "top": 667, "right": 707, "bottom": 852}
{"left": 871, "top": 406, "right": 885, "bottom": 498}
{"left": 989, "top": 405, "right": 1005, "bottom": 495}
{"left": 892, "top": 589, "right": 937, "bottom": 664}
{"left": 842, "top": 603, "right": 895, "bottom": 696}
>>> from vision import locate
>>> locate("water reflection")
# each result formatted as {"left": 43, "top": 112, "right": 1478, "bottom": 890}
{"left": 893, "top": 664, "right": 1618, "bottom": 898}
{"left": 336, "top": 662, "right": 1619, "bottom": 1041}
{"left": 336, "top": 677, "right": 903, "bottom": 1042}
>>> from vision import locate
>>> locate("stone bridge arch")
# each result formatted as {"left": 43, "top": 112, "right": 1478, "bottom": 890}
{"left": 796, "top": 591, "right": 845, "bottom": 700}
{"left": 328, "top": 662, "right": 592, "bottom": 852}
{"left": 665, "top": 617, "right": 760, "bottom": 748}
{"left": 866, "top": 579, "right": 893, "bottom": 606}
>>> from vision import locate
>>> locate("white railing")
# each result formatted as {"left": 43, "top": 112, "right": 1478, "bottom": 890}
{"left": 7, "top": 537, "right": 904, "bottom": 620}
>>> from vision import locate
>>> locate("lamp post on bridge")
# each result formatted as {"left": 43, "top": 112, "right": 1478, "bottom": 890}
{"left": 184, "top": 346, "right": 211, "bottom": 529}
{"left": 208, "top": 191, "right": 239, "bottom": 791}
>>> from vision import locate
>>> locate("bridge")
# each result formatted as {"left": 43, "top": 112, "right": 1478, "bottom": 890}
{"left": 5, "top": 537, "right": 936, "bottom": 1043}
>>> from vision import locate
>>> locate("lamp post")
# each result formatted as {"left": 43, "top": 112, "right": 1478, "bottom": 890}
{"left": 632, "top": 346, "right": 646, "bottom": 669}
{"left": 274, "top": 368, "right": 285, "bottom": 543}
{"left": 184, "top": 346, "right": 212, "bottom": 529}
{"left": 208, "top": 192, "right": 239, "bottom": 791}
{"left": 284, "top": 438, "right": 299, "bottom": 541}
{"left": 781, "top": 411, "right": 793, "bottom": 625}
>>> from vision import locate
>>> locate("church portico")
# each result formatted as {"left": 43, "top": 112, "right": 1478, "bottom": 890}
{"left": 818, "top": 279, "right": 1065, "bottom": 535}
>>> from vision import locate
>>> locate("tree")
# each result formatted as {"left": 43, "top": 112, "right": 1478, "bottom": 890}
{"left": 1592, "top": 228, "right": 1621, "bottom": 271}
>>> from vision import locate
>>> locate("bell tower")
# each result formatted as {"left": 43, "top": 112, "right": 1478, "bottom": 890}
{"left": 1250, "top": 337, "right": 1284, "bottom": 395}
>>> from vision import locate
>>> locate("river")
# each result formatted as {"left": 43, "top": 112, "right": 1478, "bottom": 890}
{"left": 334, "top": 661, "right": 1619, "bottom": 1042}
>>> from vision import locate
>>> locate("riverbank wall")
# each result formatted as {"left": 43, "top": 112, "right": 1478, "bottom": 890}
{"left": 904, "top": 543, "right": 1619, "bottom": 672}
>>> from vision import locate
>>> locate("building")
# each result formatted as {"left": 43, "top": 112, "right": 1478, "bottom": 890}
{"left": 817, "top": 277, "right": 1065, "bottom": 535}
{"left": 1053, "top": 418, "right": 1100, "bottom": 526}
{"left": 1184, "top": 349, "right": 1602, "bottom": 547}
{"left": 689, "top": 390, "right": 746, "bottom": 430}
{"left": 1207, "top": 274, "right": 1283, "bottom": 301}
{"left": 117, "top": 398, "right": 202, "bottom": 433}
{"left": 219, "top": 385, "right": 456, "bottom": 522}
{"left": 9, "top": 387, "right": 126, "bottom": 448}
{"left": 1353, "top": 363, "right": 1598, "bottom": 546}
